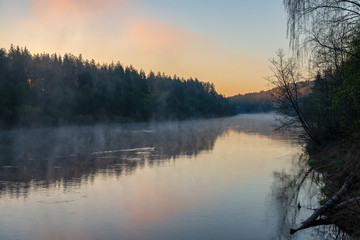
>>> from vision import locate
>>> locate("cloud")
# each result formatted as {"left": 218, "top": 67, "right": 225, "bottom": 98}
{"left": 30, "top": 0, "right": 120, "bottom": 22}
{"left": 24, "top": 0, "right": 201, "bottom": 56}
{"left": 0, "top": 0, "right": 270, "bottom": 95}
{"left": 121, "top": 19, "right": 215, "bottom": 60}
{"left": 14, "top": 0, "right": 127, "bottom": 53}
{"left": 124, "top": 20, "right": 189, "bottom": 55}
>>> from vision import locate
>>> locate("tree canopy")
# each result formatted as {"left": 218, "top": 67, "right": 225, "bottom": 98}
{"left": 0, "top": 45, "right": 235, "bottom": 128}
{"left": 270, "top": 1, "right": 360, "bottom": 144}
{"left": 275, "top": 1, "right": 360, "bottom": 235}
{"left": 284, "top": 0, "right": 360, "bottom": 71}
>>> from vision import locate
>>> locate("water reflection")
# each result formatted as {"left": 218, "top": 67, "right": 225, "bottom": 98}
{"left": 271, "top": 153, "right": 352, "bottom": 239}
{"left": 0, "top": 114, "right": 279, "bottom": 199}
{"left": 1, "top": 114, "right": 340, "bottom": 240}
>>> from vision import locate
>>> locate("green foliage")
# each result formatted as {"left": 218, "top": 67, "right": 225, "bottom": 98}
{"left": 303, "top": 40, "right": 360, "bottom": 143}
{"left": 0, "top": 46, "right": 235, "bottom": 128}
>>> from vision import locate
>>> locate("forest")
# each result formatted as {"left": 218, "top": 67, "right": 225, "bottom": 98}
{"left": 0, "top": 45, "right": 235, "bottom": 128}
{"left": 270, "top": 0, "right": 360, "bottom": 236}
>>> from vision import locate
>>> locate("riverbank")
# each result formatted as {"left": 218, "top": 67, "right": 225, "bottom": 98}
{"left": 306, "top": 142, "right": 360, "bottom": 237}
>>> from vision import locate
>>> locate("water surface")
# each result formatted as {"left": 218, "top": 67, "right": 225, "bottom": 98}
{"left": 0, "top": 114, "right": 337, "bottom": 239}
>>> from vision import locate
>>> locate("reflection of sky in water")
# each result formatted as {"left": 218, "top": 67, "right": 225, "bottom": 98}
{"left": 0, "top": 114, "right": 342, "bottom": 240}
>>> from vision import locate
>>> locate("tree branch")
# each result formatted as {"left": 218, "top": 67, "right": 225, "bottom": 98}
{"left": 290, "top": 176, "right": 352, "bottom": 234}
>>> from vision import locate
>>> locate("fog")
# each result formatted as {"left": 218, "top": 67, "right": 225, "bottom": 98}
{"left": 0, "top": 114, "right": 280, "bottom": 197}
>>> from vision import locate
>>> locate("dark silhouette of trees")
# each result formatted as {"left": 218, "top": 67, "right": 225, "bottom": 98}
{"left": 284, "top": 0, "right": 360, "bottom": 65}
{"left": 269, "top": 1, "right": 360, "bottom": 145}
{"left": 228, "top": 91, "right": 273, "bottom": 113}
{"left": 0, "top": 46, "right": 235, "bottom": 128}
{"left": 268, "top": 50, "right": 320, "bottom": 144}
{"left": 278, "top": 1, "right": 360, "bottom": 236}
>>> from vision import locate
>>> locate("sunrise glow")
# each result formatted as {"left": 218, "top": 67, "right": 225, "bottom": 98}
{"left": 0, "top": 0, "right": 287, "bottom": 96}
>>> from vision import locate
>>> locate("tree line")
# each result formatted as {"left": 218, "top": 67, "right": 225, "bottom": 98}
{"left": 0, "top": 45, "right": 235, "bottom": 128}
{"left": 269, "top": 0, "right": 360, "bottom": 236}
{"left": 228, "top": 91, "right": 273, "bottom": 113}
{"left": 228, "top": 81, "right": 312, "bottom": 114}
{"left": 272, "top": 0, "right": 360, "bottom": 145}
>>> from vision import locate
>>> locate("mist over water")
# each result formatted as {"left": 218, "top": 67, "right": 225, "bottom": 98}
{"left": 0, "top": 114, "right": 339, "bottom": 239}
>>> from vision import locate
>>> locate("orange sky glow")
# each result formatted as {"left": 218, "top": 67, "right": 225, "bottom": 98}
{"left": 0, "top": 0, "right": 288, "bottom": 96}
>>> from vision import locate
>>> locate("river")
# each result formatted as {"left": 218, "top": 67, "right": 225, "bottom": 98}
{"left": 0, "top": 114, "right": 342, "bottom": 239}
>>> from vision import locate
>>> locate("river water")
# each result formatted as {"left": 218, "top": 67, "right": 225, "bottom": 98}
{"left": 0, "top": 114, "right": 340, "bottom": 239}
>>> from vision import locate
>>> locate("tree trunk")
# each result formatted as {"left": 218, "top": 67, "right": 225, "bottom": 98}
{"left": 290, "top": 176, "right": 352, "bottom": 234}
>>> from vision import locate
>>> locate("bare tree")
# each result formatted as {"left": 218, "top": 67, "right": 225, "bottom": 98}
{"left": 278, "top": 1, "right": 360, "bottom": 236}
{"left": 268, "top": 49, "right": 320, "bottom": 144}
{"left": 283, "top": 0, "right": 360, "bottom": 67}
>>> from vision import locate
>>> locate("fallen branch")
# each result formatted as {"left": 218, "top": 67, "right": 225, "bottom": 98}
{"left": 290, "top": 176, "right": 352, "bottom": 235}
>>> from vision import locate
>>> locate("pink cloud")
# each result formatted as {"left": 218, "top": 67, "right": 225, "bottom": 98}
{"left": 9, "top": 0, "right": 264, "bottom": 96}
{"left": 122, "top": 18, "right": 215, "bottom": 58}
{"left": 126, "top": 21, "right": 186, "bottom": 54}
{"left": 29, "top": 0, "right": 121, "bottom": 24}
{"left": 24, "top": 0, "right": 214, "bottom": 58}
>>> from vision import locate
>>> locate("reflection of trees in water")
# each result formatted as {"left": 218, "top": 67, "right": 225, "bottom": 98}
{"left": 0, "top": 117, "right": 231, "bottom": 198}
{"left": 271, "top": 154, "right": 352, "bottom": 240}
{"left": 0, "top": 114, "right": 284, "bottom": 199}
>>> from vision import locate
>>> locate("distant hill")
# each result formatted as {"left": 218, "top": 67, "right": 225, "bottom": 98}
{"left": 228, "top": 81, "right": 313, "bottom": 113}
{"left": 228, "top": 90, "right": 273, "bottom": 113}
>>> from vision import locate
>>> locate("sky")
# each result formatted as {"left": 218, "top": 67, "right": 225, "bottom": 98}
{"left": 0, "top": 0, "right": 289, "bottom": 96}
